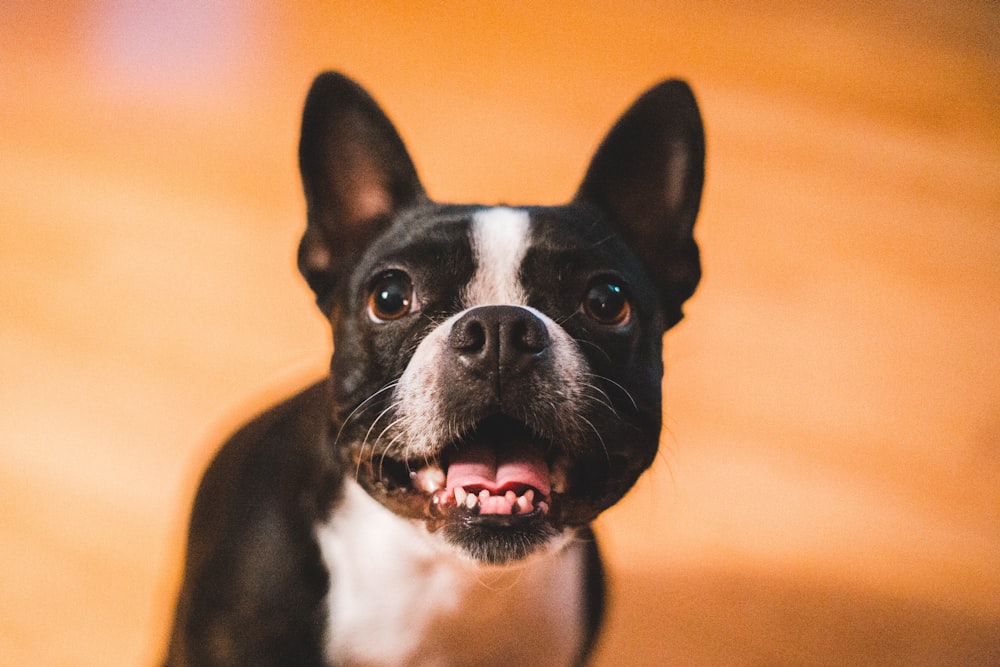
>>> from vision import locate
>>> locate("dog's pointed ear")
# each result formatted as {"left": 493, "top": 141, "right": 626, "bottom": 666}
{"left": 575, "top": 80, "right": 705, "bottom": 329}
{"left": 298, "top": 72, "right": 425, "bottom": 310}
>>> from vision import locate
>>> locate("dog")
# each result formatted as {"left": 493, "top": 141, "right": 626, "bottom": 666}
{"left": 165, "top": 71, "right": 704, "bottom": 666}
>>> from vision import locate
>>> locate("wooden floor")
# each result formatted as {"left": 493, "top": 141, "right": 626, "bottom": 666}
{"left": 2, "top": 2, "right": 998, "bottom": 664}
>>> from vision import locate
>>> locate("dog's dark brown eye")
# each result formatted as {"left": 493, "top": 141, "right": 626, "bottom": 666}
{"left": 368, "top": 270, "right": 414, "bottom": 321}
{"left": 583, "top": 280, "right": 631, "bottom": 326}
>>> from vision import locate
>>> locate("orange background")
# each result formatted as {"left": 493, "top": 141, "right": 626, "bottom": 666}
{"left": 2, "top": 2, "right": 998, "bottom": 664}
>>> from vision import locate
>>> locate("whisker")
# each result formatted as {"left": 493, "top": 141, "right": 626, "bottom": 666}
{"left": 376, "top": 427, "right": 410, "bottom": 480}
{"left": 336, "top": 381, "right": 399, "bottom": 446}
{"left": 579, "top": 414, "right": 611, "bottom": 466}
{"left": 580, "top": 379, "right": 615, "bottom": 412}
{"left": 353, "top": 396, "right": 401, "bottom": 481}
{"left": 573, "top": 336, "right": 614, "bottom": 366}
{"left": 597, "top": 376, "right": 638, "bottom": 412}
{"left": 368, "top": 405, "right": 405, "bottom": 475}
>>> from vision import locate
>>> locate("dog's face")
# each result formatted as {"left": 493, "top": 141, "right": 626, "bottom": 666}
{"left": 297, "top": 73, "right": 704, "bottom": 565}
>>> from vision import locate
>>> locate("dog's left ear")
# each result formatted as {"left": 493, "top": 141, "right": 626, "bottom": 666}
{"left": 298, "top": 72, "right": 426, "bottom": 311}
{"left": 575, "top": 80, "right": 705, "bottom": 329}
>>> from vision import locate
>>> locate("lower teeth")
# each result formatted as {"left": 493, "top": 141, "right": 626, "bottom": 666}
{"left": 449, "top": 486, "right": 544, "bottom": 515}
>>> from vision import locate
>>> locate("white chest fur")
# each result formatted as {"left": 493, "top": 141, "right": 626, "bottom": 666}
{"left": 315, "top": 480, "right": 588, "bottom": 666}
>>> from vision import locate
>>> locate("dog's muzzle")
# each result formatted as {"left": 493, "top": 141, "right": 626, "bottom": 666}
{"left": 345, "top": 304, "right": 649, "bottom": 564}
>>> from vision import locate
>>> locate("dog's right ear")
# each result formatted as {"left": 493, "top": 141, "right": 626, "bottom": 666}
{"left": 298, "top": 72, "right": 425, "bottom": 311}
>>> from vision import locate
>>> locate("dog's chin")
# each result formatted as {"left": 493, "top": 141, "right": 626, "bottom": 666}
{"left": 440, "top": 511, "right": 562, "bottom": 565}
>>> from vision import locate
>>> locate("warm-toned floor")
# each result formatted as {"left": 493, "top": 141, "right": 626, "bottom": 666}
{"left": 2, "top": 2, "right": 998, "bottom": 665}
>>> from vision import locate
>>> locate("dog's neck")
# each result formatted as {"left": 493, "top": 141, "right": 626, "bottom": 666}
{"left": 316, "top": 479, "right": 588, "bottom": 666}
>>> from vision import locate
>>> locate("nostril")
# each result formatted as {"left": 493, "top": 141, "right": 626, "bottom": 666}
{"left": 450, "top": 316, "right": 487, "bottom": 353}
{"left": 509, "top": 317, "right": 548, "bottom": 355}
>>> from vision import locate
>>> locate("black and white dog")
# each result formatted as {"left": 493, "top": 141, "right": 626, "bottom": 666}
{"left": 166, "top": 72, "right": 704, "bottom": 666}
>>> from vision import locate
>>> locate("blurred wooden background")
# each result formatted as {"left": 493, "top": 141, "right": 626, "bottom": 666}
{"left": 2, "top": 1, "right": 997, "bottom": 664}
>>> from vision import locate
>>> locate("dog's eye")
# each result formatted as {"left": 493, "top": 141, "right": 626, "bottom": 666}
{"left": 368, "top": 270, "right": 415, "bottom": 322}
{"left": 582, "top": 279, "right": 631, "bottom": 326}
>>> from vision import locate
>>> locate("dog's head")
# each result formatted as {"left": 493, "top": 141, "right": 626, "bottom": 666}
{"left": 298, "top": 73, "right": 704, "bottom": 564}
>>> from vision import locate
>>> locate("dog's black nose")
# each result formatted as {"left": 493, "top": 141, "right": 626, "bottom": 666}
{"left": 449, "top": 306, "right": 550, "bottom": 378}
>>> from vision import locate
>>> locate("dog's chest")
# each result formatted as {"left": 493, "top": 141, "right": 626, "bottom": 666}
{"left": 316, "top": 480, "right": 587, "bottom": 666}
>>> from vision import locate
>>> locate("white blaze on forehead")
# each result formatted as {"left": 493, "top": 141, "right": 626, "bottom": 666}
{"left": 464, "top": 207, "right": 531, "bottom": 306}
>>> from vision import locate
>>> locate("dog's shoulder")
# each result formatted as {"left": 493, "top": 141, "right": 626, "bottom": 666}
{"left": 189, "top": 379, "right": 336, "bottom": 532}
{"left": 166, "top": 380, "right": 337, "bottom": 666}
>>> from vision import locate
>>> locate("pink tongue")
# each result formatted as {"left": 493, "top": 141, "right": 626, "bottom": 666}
{"left": 446, "top": 441, "right": 550, "bottom": 498}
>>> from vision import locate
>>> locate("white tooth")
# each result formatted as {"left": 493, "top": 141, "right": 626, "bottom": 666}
{"left": 414, "top": 466, "right": 445, "bottom": 493}
{"left": 466, "top": 493, "right": 478, "bottom": 509}
{"left": 479, "top": 490, "right": 490, "bottom": 504}
{"left": 516, "top": 495, "right": 531, "bottom": 514}
{"left": 505, "top": 490, "right": 516, "bottom": 504}
{"left": 454, "top": 487, "right": 468, "bottom": 506}
{"left": 523, "top": 489, "right": 534, "bottom": 504}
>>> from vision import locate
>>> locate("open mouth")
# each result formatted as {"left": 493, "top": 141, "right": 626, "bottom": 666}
{"left": 434, "top": 426, "right": 553, "bottom": 518}
{"left": 355, "top": 416, "right": 562, "bottom": 529}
